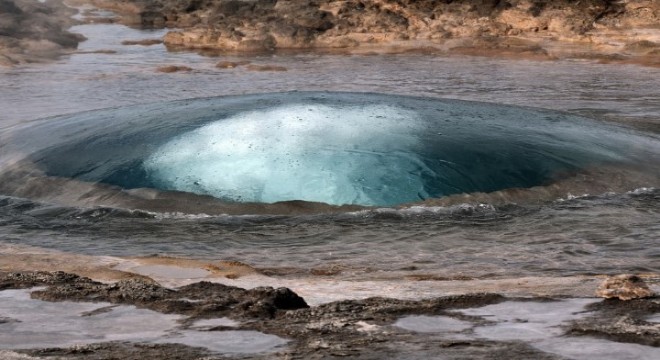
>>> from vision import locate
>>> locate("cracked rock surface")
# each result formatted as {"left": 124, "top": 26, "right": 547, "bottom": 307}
{"left": 2, "top": 271, "right": 659, "bottom": 359}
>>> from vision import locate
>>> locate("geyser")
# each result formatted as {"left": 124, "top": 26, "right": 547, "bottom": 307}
{"left": 7, "top": 92, "right": 660, "bottom": 207}
{"left": 144, "top": 104, "right": 426, "bottom": 206}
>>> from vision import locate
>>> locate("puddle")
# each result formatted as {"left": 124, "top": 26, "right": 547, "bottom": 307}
{"left": 0, "top": 289, "right": 180, "bottom": 349}
{"left": 393, "top": 298, "right": 660, "bottom": 359}
{"left": 394, "top": 315, "right": 471, "bottom": 334}
{"left": 0, "top": 350, "right": 40, "bottom": 360}
{"left": 153, "top": 330, "right": 287, "bottom": 354}
{"left": 457, "top": 298, "right": 597, "bottom": 341}
{"left": 190, "top": 317, "right": 239, "bottom": 329}
{"left": 128, "top": 265, "right": 210, "bottom": 279}
{"left": 646, "top": 314, "right": 660, "bottom": 323}
{"left": 535, "top": 337, "right": 660, "bottom": 360}
{"left": 0, "top": 289, "right": 286, "bottom": 354}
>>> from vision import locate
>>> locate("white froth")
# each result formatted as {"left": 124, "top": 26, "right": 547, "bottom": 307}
{"left": 144, "top": 104, "right": 425, "bottom": 206}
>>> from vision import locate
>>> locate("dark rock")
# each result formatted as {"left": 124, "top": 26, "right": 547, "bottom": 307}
{"left": 0, "top": 271, "right": 84, "bottom": 290}
{"left": 245, "top": 64, "right": 287, "bottom": 71}
{"left": 624, "top": 40, "right": 659, "bottom": 54}
{"left": 6, "top": 271, "right": 309, "bottom": 320}
{"left": 0, "top": 0, "right": 22, "bottom": 14}
{"left": 22, "top": 342, "right": 212, "bottom": 360}
{"left": 215, "top": 60, "right": 250, "bottom": 68}
{"left": 121, "top": 38, "right": 163, "bottom": 46}
{"left": 568, "top": 297, "right": 660, "bottom": 346}
{"left": 6, "top": 272, "right": 659, "bottom": 359}
{"left": 156, "top": 64, "right": 193, "bottom": 72}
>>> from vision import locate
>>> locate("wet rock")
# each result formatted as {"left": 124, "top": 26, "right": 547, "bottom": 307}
{"left": 245, "top": 64, "right": 287, "bottom": 72}
{"left": 121, "top": 39, "right": 163, "bottom": 46}
{"left": 0, "top": 0, "right": 83, "bottom": 65}
{"left": 21, "top": 342, "right": 212, "bottom": 360}
{"left": 596, "top": 274, "right": 656, "bottom": 301}
{"left": 2, "top": 271, "right": 309, "bottom": 320}
{"left": 156, "top": 65, "right": 193, "bottom": 73}
{"left": 91, "top": 0, "right": 660, "bottom": 65}
{"left": 215, "top": 60, "right": 250, "bottom": 68}
{"left": 568, "top": 297, "right": 660, "bottom": 347}
{"left": 8, "top": 272, "right": 660, "bottom": 359}
{"left": 0, "top": 316, "right": 20, "bottom": 324}
{"left": 624, "top": 40, "right": 660, "bottom": 54}
{"left": 71, "top": 0, "right": 146, "bottom": 26}
{"left": 0, "top": 271, "right": 84, "bottom": 290}
{"left": 76, "top": 49, "right": 118, "bottom": 54}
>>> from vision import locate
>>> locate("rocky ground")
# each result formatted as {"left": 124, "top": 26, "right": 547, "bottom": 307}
{"left": 82, "top": 0, "right": 660, "bottom": 66}
{"left": 0, "top": 271, "right": 658, "bottom": 359}
{"left": 0, "top": 0, "right": 85, "bottom": 66}
{"left": 2, "top": 0, "right": 657, "bottom": 66}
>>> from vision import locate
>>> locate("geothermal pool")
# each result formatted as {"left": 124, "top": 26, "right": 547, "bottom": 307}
{"left": 0, "top": 7, "right": 659, "bottom": 358}
{"left": 0, "top": 5, "right": 659, "bottom": 324}
{"left": 4, "top": 92, "right": 658, "bottom": 209}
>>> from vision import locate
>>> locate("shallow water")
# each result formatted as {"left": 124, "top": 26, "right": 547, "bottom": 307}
{"left": 393, "top": 299, "right": 660, "bottom": 360}
{"left": 0, "top": 288, "right": 286, "bottom": 353}
{"left": 0, "top": 19, "right": 659, "bottom": 281}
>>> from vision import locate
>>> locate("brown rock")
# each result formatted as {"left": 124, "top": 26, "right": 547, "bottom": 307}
{"left": 596, "top": 274, "right": 655, "bottom": 301}
{"left": 245, "top": 64, "right": 288, "bottom": 72}
{"left": 121, "top": 39, "right": 163, "bottom": 46}
{"left": 84, "top": 0, "right": 660, "bottom": 66}
{"left": 624, "top": 40, "right": 659, "bottom": 54}
{"left": 156, "top": 65, "right": 193, "bottom": 73}
{"left": 76, "top": 49, "right": 118, "bottom": 54}
{"left": 215, "top": 60, "right": 250, "bottom": 68}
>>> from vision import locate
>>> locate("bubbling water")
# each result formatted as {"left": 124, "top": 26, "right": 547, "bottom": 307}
{"left": 4, "top": 92, "right": 660, "bottom": 208}
{"left": 144, "top": 104, "right": 426, "bottom": 206}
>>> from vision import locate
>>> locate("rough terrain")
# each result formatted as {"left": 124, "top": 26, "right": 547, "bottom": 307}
{"left": 1, "top": 271, "right": 658, "bottom": 359}
{"left": 0, "top": 0, "right": 84, "bottom": 66}
{"left": 3, "top": 0, "right": 658, "bottom": 66}
{"left": 84, "top": 0, "right": 660, "bottom": 66}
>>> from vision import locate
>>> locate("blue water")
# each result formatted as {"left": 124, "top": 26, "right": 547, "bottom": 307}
{"left": 6, "top": 92, "right": 659, "bottom": 207}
